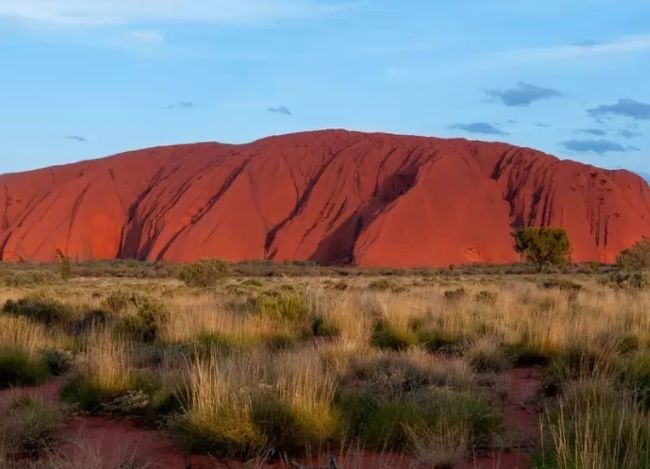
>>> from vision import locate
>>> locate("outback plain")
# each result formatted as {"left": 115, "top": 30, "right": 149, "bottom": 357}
{"left": 0, "top": 255, "right": 648, "bottom": 469}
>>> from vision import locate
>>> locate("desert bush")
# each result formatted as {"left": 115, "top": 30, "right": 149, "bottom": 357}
{"left": 0, "top": 397, "right": 63, "bottom": 454}
{"left": 371, "top": 320, "right": 417, "bottom": 351}
{"left": 617, "top": 238, "right": 650, "bottom": 271}
{"left": 345, "top": 352, "right": 473, "bottom": 396}
{"left": 252, "top": 290, "right": 310, "bottom": 322}
{"left": 3, "top": 296, "right": 75, "bottom": 326}
{"left": 610, "top": 270, "right": 648, "bottom": 289}
{"left": 102, "top": 290, "right": 150, "bottom": 314}
{"left": 40, "top": 349, "right": 74, "bottom": 376}
{"left": 117, "top": 299, "right": 169, "bottom": 343}
{"left": 178, "top": 259, "right": 230, "bottom": 287}
{"left": 540, "top": 278, "right": 582, "bottom": 292}
{"left": 310, "top": 316, "right": 341, "bottom": 338}
{"left": 443, "top": 288, "right": 466, "bottom": 302}
{"left": 368, "top": 279, "right": 396, "bottom": 292}
{"left": 474, "top": 290, "right": 497, "bottom": 305}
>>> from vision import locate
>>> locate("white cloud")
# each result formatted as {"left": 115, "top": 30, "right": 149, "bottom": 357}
{"left": 126, "top": 29, "right": 164, "bottom": 44}
{"left": 0, "top": 0, "right": 349, "bottom": 25}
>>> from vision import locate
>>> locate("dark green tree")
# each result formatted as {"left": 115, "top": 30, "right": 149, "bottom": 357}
{"left": 513, "top": 227, "right": 571, "bottom": 272}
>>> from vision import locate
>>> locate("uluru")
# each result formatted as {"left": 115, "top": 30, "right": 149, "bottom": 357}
{"left": 1, "top": 130, "right": 649, "bottom": 267}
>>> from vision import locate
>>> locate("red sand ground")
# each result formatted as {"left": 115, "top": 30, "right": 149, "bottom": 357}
{"left": 0, "top": 367, "right": 543, "bottom": 468}
{"left": 1, "top": 130, "right": 649, "bottom": 267}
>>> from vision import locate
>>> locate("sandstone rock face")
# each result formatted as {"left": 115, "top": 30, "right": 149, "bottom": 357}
{"left": 1, "top": 130, "right": 649, "bottom": 266}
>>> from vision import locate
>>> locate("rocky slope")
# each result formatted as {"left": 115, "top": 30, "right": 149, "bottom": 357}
{"left": 1, "top": 130, "right": 649, "bottom": 266}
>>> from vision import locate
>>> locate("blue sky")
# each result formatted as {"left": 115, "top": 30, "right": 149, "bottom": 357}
{"left": 0, "top": 0, "right": 648, "bottom": 175}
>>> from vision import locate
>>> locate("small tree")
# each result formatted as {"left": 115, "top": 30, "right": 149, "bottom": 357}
{"left": 55, "top": 249, "right": 72, "bottom": 282}
{"left": 617, "top": 238, "right": 650, "bottom": 271}
{"left": 513, "top": 227, "right": 571, "bottom": 272}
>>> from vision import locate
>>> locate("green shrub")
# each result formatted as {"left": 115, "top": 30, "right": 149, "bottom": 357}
{"left": 3, "top": 296, "right": 75, "bottom": 326}
{"left": 1, "top": 397, "right": 63, "bottom": 454}
{"left": 619, "top": 352, "right": 650, "bottom": 409}
{"left": 102, "top": 290, "right": 149, "bottom": 314}
{"left": 617, "top": 239, "right": 650, "bottom": 271}
{"left": 540, "top": 278, "right": 582, "bottom": 292}
{"left": 0, "top": 347, "right": 49, "bottom": 389}
{"left": 40, "top": 348, "right": 74, "bottom": 376}
{"left": 417, "top": 329, "right": 464, "bottom": 353}
{"left": 252, "top": 393, "right": 341, "bottom": 455}
{"left": 474, "top": 290, "right": 497, "bottom": 305}
{"left": 340, "top": 388, "right": 501, "bottom": 451}
{"left": 116, "top": 299, "right": 169, "bottom": 343}
{"left": 610, "top": 270, "right": 648, "bottom": 289}
{"left": 371, "top": 321, "right": 417, "bottom": 351}
{"left": 176, "top": 412, "right": 265, "bottom": 459}
{"left": 311, "top": 316, "right": 341, "bottom": 338}
{"left": 178, "top": 259, "right": 230, "bottom": 287}
{"left": 444, "top": 288, "right": 466, "bottom": 302}
{"left": 368, "top": 279, "right": 396, "bottom": 291}
{"left": 253, "top": 290, "right": 310, "bottom": 322}
{"left": 506, "top": 343, "right": 551, "bottom": 367}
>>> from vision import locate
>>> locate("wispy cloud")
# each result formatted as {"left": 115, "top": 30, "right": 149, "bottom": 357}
{"left": 267, "top": 106, "right": 292, "bottom": 116}
{"left": 499, "top": 35, "right": 650, "bottom": 64}
{"left": 561, "top": 139, "right": 638, "bottom": 154}
{"left": 487, "top": 82, "right": 562, "bottom": 107}
{"left": 449, "top": 122, "right": 506, "bottom": 136}
{"left": 0, "top": 0, "right": 351, "bottom": 25}
{"left": 126, "top": 29, "right": 164, "bottom": 44}
{"left": 65, "top": 135, "right": 87, "bottom": 142}
{"left": 167, "top": 101, "right": 195, "bottom": 110}
{"left": 577, "top": 128, "right": 607, "bottom": 136}
{"left": 588, "top": 99, "right": 650, "bottom": 121}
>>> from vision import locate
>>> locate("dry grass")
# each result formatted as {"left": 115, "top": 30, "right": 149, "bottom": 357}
{"left": 0, "top": 269, "right": 648, "bottom": 466}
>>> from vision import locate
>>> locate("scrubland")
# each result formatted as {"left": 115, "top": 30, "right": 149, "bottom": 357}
{"left": 0, "top": 262, "right": 648, "bottom": 468}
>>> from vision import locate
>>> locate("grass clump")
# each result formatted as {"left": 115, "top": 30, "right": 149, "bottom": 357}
{"left": 618, "top": 351, "right": 650, "bottom": 409}
{"left": 371, "top": 320, "right": 417, "bottom": 351}
{"left": 0, "top": 397, "right": 63, "bottom": 454}
{"left": 539, "top": 380, "right": 650, "bottom": 468}
{"left": 0, "top": 347, "right": 49, "bottom": 389}
{"left": 310, "top": 315, "right": 341, "bottom": 338}
{"left": 61, "top": 331, "right": 135, "bottom": 411}
{"left": 465, "top": 338, "right": 510, "bottom": 373}
{"left": 339, "top": 387, "right": 501, "bottom": 453}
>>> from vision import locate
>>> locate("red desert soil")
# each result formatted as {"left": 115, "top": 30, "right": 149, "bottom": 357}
{"left": 1, "top": 130, "right": 649, "bottom": 267}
